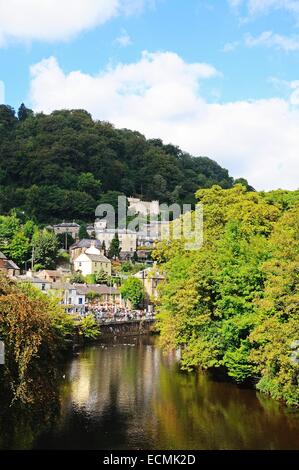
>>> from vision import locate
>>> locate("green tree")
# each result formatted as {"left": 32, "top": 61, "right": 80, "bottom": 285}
{"left": 95, "top": 269, "right": 109, "bottom": 284}
{"left": 32, "top": 229, "right": 59, "bottom": 269}
{"left": 70, "top": 272, "right": 85, "bottom": 284}
{"left": 78, "top": 314, "right": 100, "bottom": 340}
{"left": 120, "top": 277, "right": 145, "bottom": 308}
{"left": 17, "top": 103, "right": 33, "bottom": 122}
{"left": 78, "top": 224, "right": 89, "bottom": 240}
{"left": 108, "top": 233, "right": 120, "bottom": 259}
{"left": 9, "top": 231, "right": 31, "bottom": 267}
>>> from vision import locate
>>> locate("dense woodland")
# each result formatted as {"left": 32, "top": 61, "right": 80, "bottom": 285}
{"left": 154, "top": 186, "right": 299, "bottom": 406}
{"left": 0, "top": 104, "right": 244, "bottom": 224}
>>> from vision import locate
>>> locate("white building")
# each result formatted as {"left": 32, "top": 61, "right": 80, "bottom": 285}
{"left": 16, "top": 271, "right": 52, "bottom": 292}
{"left": 63, "top": 283, "right": 122, "bottom": 316}
{"left": 74, "top": 252, "right": 111, "bottom": 276}
{"left": 94, "top": 220, "right": 137, "bottom": 257}
{"left": 128, "top": 197, "right": 160, "bottom": 217}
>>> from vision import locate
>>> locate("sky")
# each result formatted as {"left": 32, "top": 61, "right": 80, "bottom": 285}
{"left": 0, "top": 0, "right": 299, "bottom": 191}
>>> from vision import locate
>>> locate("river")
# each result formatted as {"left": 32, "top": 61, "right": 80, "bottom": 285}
{"left": 2, "top": 335, "right": 299, "bottom": 450}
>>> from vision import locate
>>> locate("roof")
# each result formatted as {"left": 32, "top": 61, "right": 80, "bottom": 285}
{"left": 70, "top": 239, "right": 102, "bottom": 250}
{"left": 16, "top": 275, "right": 51, "bottom": 284}
{"left": 39, "top": 270, "right": 64, "bottom": 276}
{"left": 68, "top": 283, "right": 119, "bottom": 295}
{"left": 95, "top": 228, "right": 137, "bottom": 235}
{"left": 6, "top": 260, "right": 20, "bottom": 270}
{"left": 84, "top": 253, "right": 110, "bottom": 263}
{"left": 0, "top": 251, "right": 7, "bottom": 260}
{"left": 54, "top": 222, "right": 80, "bottom": 228}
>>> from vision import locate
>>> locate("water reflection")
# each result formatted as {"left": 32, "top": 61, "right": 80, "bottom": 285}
{"left": 2, "top": 336, "right": 299, "bottom": 450}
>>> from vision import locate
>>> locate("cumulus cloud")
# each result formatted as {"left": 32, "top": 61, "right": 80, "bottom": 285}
{"left": 0, "top": 0, "right": 151, "bottom": 45}
{"left": 0, "top": 81, "right": 5, "bottom": 103}
{"left": 29, "top": 52, "right": 299, "bottom": 191}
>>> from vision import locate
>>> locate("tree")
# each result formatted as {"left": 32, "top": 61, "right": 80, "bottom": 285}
{"left": 102, "top": 241, "right": 107, "bottom": 256}
{"left": 95, "top": 269, "right": 109, "bottom": 284}
{"left": 120, "top": 277, "right": 145, "bottom": 308}
{"left": 9, "top": 231, "right": 31, "bottom": 267}
{"left": 70, "top": 272, "right": 85, "bottom": 284}
{"left": 108, "top": 233, "right": 120, "bottom": 259}
{"left": 78, "top": 314, "right": 100, "bottom": 340}
{"left": 153, "top": 185, "right": 299, "bottom": 405}
{"left": 32, "top": 229, "right": 59, "bottom": 269}
{"left": 77, "top": 172, "right": 101, "bottom": 198}
{"left": 0, "top": 276, "right": 75, "bottom": 403}
{"left": 17, "top": 103, "right": 33, "bottom": 122}
{"left": 78, "top": 224, "right": 89, "bottom": 240}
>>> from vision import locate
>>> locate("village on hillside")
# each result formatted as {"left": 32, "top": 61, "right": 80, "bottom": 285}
{"left": 0, "top": 197, "right": 167, "bottom": 323}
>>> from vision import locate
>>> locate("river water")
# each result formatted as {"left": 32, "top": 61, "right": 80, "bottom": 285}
{"left": 2, "top": 335, "right": 299, "bottom": 450}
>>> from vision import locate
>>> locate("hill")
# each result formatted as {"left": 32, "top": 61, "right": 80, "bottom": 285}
{"left": 0, "top": 104, "right": 245, "bottom": 223}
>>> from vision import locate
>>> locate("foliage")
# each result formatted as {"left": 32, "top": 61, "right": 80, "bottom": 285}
{"left": 78, "top": 314, "right": 100, "bottom": 340}
{"left": 69, "top": 272, "right": 85, "bottom": 284}
{"left": 78, "top": 223, "right": 89, "bottom": 240}
{"left": 32, "top": 229, "right": 59, "bottom": 269}
{"left": 108, "top": 233, "right": 120, "bottom": 259}
{"left": 154, "top": 185, "right": 299, "bottom": 405}
{"left": 0, "top": 105, "right": 237, "bottom": 223}
{"left": 120, "top": 277, "right": 145, "bottom": 308}
{"left": 0, "top": 275, "right": 75, "bottom": 404}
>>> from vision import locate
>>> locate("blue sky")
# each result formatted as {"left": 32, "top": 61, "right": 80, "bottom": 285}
{"left": 0, "top": 0, "right": 299, "bottom": 190}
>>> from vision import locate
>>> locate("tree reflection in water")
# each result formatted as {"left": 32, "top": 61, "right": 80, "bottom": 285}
{"left": 2, "top": 336, "right": 299, "bottom": 450}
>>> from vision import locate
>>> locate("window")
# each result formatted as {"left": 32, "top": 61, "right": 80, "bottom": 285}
{"left": 79, "top": 297, "right": 83, "bottom": 305}
{"left": 42, "top": 284, "right": 45, "bottom": 291}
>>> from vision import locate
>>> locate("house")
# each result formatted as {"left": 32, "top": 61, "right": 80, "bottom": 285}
{"left": 63, "top": 283, "right": 122, "bottom": 315}
{"left": 70, "top": 239, "right": 104, "bottom": 261}
{"left": 94, "top": 226, "right": 137, "bottom": 257}
{"left": 52, "top": 222, "right": 80, "bottom": 238}
{"left": 128, "top": 197, "right": 160, "bottom": 217}
{"left": 137, "top": 220, "right": 170, "bottom": 246}
{"left": 0, "top": 251, "right": 20, "bottom": 277}
{"left": 74, "top": 251, "right": 111, "bottom": 276}
{"left": 36, "top": 269, "right": 67, "bottom": 283}
{"left": 134, "top": 267, "right": 165, "bottom": 305}
{"left": 16, "top": 271, "right": 52, "bottom": 291}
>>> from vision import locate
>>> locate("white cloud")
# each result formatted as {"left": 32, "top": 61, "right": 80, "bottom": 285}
{"left": 29, "top": 52, "right": 299, "bottom": 191}
{"left": 115, "top": 29, "right": 132, "bottom": 47}
{"left": 245, "top": 31, "right": 299, "bottom": 51}
{"left": 0, "top": 0, "right": 151, "bottom": 45}
{"left": 228, "top": 0, "right": 299, "bottom": 19}
{"left": 0, "top": 81, "right": 5, "bottom": 103}
{"left": 222, "top": 41, "right": 240, "bottom": 52}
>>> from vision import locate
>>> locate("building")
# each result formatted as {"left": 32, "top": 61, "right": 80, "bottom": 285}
{"left": 35, "top": 269, "right": 68, "bottom": 283}
{"left": 70, "top": 239, "right": 104, "bottom": 262}
{"left": 128, "top": 197, "right": 160, "bottom": 217}
{"left": 16, "top": 271, "right": 52, "bottom": 291}
{"left": 52, "top": 222, "right": 80, "bottom": 238}
{"left": 63, "top": 283, "right": 122, "bottom": 315}
{"left": 74, "top": 251, "right": 111, "bottom": 276}
{"left": 0, "top": 251, "right": 20, "bottom": 277}
{"left": 94, "top": 226, "right": 137, "bottom": 257}
{"left": 134, "top": 267, "right": 165, "bottom": 305}
{"left": 137, "top": 220, "right": 170, "bottom": 247}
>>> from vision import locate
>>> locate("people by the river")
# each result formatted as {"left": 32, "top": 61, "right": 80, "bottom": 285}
{"left": 80, "top": 303, "right": 154, "bottom": 323}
